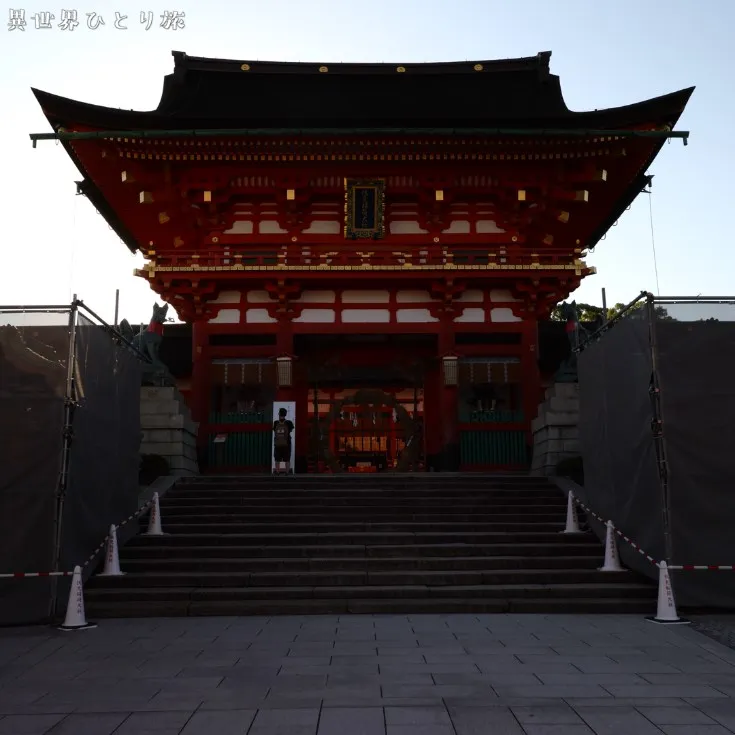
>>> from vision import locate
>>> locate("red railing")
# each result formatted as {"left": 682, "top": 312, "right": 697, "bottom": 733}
{"left": 150, "top": 245, "right": 580, "bottom": 271}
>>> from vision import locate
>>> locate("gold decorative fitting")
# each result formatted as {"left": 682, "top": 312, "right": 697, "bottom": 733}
{"left": 212, "top": 236, "right": 219, "bottom": 244}
{"left": 240, "top": 63, "right": 250, "bottom": 71}
{"left": 291, "top": 236, "right": 298, "bottom": 242}
{"left": 435, "top": 190, "right": 444, "bottom": 201}
{"left": 396, "top": 66, "right": 406, "bottom": 72}
{"left": 319, "top": 65, "right": 328, "bottom": 73}
{"left": 557, "top": 211, "right": 570, "bottom": 224}
{"left": 518, "top": 190, "right": 526, "bottom": 201}
{"left": 511, "top": 236, "right": 518, "bottom": 242}
{"left": 473, "top": 63, "right": 483, "bottom": 71}
{"left": 433, "top": 237, "right": 440, "bottom": 243}
{"left": 286, "top": 189, "right": 296, "bottom": 200}
{"left": 203, "top": 190, "right": 212, "bottom": 202}
{"left": 157, "top": 212, "right": 170, "bottom": 224}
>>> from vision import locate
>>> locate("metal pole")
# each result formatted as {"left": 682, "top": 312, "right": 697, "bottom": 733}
{"left": 114, "top": 289, "right": 120, "bottom": 326}
{"left": 601, "top": 288, "right": 608, "bottom": 324}
{"left": 646, "top": 295, "right": 674, "bottom": 567}
{"left": 49, "top": 295, "right": 79, "bottom": 620}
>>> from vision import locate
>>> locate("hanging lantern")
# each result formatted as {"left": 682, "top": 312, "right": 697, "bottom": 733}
{"left": 442, "top": 355, "right": 459, "bottom": 387}
{"left": 276, "top": 356, "right": 293, "bottom": 387}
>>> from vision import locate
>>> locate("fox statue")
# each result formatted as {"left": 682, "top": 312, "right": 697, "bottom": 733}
{"left": 118, "top": 302, "right": 173, "bottom": 386}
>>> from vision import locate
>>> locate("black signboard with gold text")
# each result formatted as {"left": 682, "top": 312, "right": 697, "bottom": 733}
{"left": 344, "top": 179, "right": 385, "bottom": 239}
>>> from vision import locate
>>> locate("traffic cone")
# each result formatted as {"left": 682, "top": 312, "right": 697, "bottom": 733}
{"left": 647, "top": 561, "right": 690, "bottom": 625}
{"left": 58, "top": 566, "right": 97, "bottom": 631}
{"left": 561, "top": 491, "right": 584, "bottom": 534}
{"left": 98, "top": 525, "right": 125, "bottom": 576}
{"left": 144, "top": 492, "right": 166, "bottom": 536}
{"left": 599, "top": 520, "right": 625, "bottom": 572}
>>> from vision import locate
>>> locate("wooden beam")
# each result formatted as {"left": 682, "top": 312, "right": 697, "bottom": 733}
{"left": 139, "top": 191, "right": 153, "bottom": 204}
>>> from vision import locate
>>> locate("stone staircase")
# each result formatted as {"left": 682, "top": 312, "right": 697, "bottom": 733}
{"left": 85, "top": 475, "right": 655, "bottom": 617}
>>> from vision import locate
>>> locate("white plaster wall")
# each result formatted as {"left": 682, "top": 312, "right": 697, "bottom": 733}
{"left": 259, "top": 221, "right": 288, "bottom": 234}
{"left": 476, "top": 220, "right": 506, "bottom": 233}
{"left": 293, "top": 309, "right": 336, "bottom": 323}
{"left": 341, "top": 290, "right": 390, "bottom": 304}
{"left": 246, "top": 290, "right": 271, "bottom": 303}
{"left": 396, "top": 290, "right": 436, "bottom": 303}
{"left": 389, "top": 221, "right": 429, "bottom": 234}
{"left": 294, "top": 290, "right": 336, "bottom": 303}
{"left": 456, "top": 289, "right": 484, "bottom": 303}
{"left": 303, "top": 221, "right": 341, "bottom": 234}
{"left": 341, "top": 309, "right": 391, "bottom": 323}
{"left": 491, "top": 307, "right": 522, "bottom": 323}
{"left": 442, "top": 221, "right": 471, "bottom": 234}
{"left": 454, "top": 308, "right": 486, "bottom": 323}
{"left": 246, "top": 308, "right": 278, "bottom": 324}
{"left": 212, "top": 290, "right": 240, "bottom": 304}
{"left": 209, "top": 309, "right": 240, "bottom": 324}
{"left": 224, "top": 221, "right": 253, "bottom": 234}
{"left": 396, "top": 309, "right": 439, "bottom": 323}
{"left": 489, "top": 289, "right": 521, "bottom": 302}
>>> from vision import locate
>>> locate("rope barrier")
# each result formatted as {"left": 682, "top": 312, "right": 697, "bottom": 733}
{"left": 0, "top": 571, "right": 73, "bottom": 579}
{"left": 566, "top": 490, "right": 733, "bottom": 570}
{"left": 80, "top": 498, "right": 154, "bottom": 569}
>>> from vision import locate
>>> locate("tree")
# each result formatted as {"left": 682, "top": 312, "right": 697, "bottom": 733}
{"left": 550, "top": 302, "right": 605, "bottom": 322}
{"left": 608, "top": 302, "right": 675, "bottom": 321}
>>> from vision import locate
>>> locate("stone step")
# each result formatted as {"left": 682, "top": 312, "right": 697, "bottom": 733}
{"left": 156, "top": 521, "right": 567, "bottom": 534}
{"left": 84, "top": 593, "right": 655, "bottom": 618}
{"left": 87, "top": 568, "right": 632, "bottom": 589}
{"left": 122, "top": 542, "right": 601, "bottom": 559}
{"left": 86, "top": 582, "right": 652, "bottom": 603}
{"left": 159, "top": 512, "right": 567, "bottom": 523}
{"left": 115, "top": 554, "right": 606, "bottom": 573}
{"left": 161, "top": 496, "right": 566, "bottom": 513}
{"left": 125, "top": 531, "right": 595, "bottom": 546}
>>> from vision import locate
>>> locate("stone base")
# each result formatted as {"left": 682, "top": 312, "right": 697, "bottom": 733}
{"left": 530, "top": 382, "right": 579, "bottom": 477}
{"left": 140, "top": 386, "right": 199, "bottom": 476}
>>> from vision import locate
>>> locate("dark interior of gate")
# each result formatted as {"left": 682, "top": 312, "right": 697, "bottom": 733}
{"left": 204, "top": 332, "right": 531, "bottom": 474}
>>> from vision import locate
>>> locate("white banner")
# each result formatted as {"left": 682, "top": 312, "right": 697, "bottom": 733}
{"left": 271, "top": 401, "right": 296, "bottom": 473}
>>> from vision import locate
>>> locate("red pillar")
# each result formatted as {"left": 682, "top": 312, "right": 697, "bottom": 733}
{"left": 191, "top": 319, "right": 210, "bottom": 454}
{"left": 437, "top": 318, "right": 460, "bottom": 471}
{"left": 521, "top": 317, "right": 541, "bottom": 445}
{"left": 275, "top": 317, "right": 294, "bottom": 404}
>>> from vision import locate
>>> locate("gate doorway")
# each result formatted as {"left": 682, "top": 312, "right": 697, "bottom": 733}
{"left": 308, "top": 387, "right": 424, "bottom": 473}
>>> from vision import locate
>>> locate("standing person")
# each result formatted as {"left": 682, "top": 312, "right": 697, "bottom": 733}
{"left": 272, "top": 407, "right": 294, "bottom": 475}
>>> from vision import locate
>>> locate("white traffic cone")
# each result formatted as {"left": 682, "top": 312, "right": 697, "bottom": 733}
{"left": 144, "top": 492, "right": 166, "bottom": 536}
{"left": 561, "top": 491, "right": 584, "bottom": 534}
{"left": 599, "top": 520, "right": 625, "bottom": 572}
{"left": 98, "top": 525, "right": 125, "bottom": 576}
{"left": 58, "top": 566, "right": 97, "bottom": 631}
{"left": 647, "top": 561, "right": 690, "bottom": 625}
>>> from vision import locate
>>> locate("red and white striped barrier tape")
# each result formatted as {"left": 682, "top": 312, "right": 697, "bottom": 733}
{"left": 569, "top": 492, "right": 734, "bottom": 570}
{"left": 81, "top": 498, "right": 154, "bottom": 569}
{"left": 0, "top": 571, "right": 73, "bottom": 579}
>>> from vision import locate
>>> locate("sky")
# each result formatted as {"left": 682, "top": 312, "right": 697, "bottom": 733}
{"left": 1, "top": 0, "right": 731, "bottom": 324}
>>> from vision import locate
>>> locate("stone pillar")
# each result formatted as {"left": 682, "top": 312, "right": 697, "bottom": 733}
{"left": 530, "top": 382, "right": 579, "bottom": 476}
{"left": 140, "top": 386, "right": 199, "bottom": 475}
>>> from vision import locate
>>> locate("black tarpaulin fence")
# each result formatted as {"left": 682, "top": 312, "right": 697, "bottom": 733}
{"left": 0, "top": 301, "right": 143, "bottom": 624}
{"left": 577, "top": 294, "right": 735, "bottom": 607}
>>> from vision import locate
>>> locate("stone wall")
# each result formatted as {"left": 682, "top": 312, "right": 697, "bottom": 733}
{"left": 530, "top": 382, "right": 579, "bottom": 476}
{"left": 139, "top": 386, "right": 198, "bottom": 475}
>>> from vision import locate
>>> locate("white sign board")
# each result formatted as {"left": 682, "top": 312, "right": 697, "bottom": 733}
{"left": 271, "top": 401, "right": 296, "bottom": 474}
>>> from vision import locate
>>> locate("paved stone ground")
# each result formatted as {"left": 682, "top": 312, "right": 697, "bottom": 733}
{"left": 3, "top": 615, "right": 735, "bottom": 734}
{"left": 691, "top": 616, "right": 735, "bottom": 654}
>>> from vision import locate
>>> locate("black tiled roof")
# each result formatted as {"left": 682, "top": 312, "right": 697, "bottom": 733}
{"left": 32, "top": 50, "right": 693, "bottom": 131}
